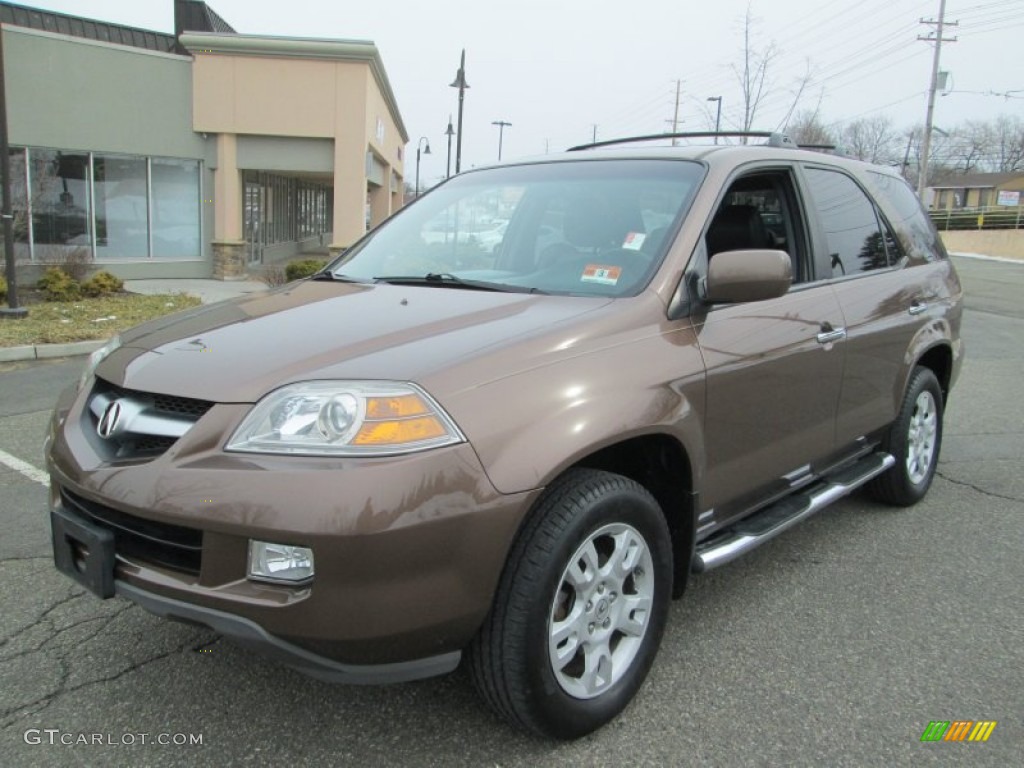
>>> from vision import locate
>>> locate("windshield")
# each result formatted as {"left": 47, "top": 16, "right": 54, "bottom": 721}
{"left": 329, "top": 159, "right": 704, "bottom": 297}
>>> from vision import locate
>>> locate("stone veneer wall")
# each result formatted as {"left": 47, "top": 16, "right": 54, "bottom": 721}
{"left": 212, "top": 241, "right": 248, "bottom": 280}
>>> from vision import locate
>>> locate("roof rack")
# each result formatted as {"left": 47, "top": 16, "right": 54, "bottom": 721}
{"left": 567, "top": 131, "right": 835, "bottom": 152}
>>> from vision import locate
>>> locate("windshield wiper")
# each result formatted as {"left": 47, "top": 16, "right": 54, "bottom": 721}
{"left": 310, "top": 272, "right": 372, "bottom": 283}
{"left": 373, "top": 273, "right": 546, "bottom": 294}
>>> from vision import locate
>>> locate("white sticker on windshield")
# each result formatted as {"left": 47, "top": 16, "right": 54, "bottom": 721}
{"left": 622, "top": 232, "right": 646, "bottom": 250}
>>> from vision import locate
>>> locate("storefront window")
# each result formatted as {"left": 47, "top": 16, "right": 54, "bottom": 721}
{"left": 29, "top": 149, "right": 91, "bottom": 261}
{"left": 93, "top": 154, "right": 148, "bottom": 259}
{"left": 243, "top": 169, "right": 332, "bottom": 262}
{"left": 151, "top": 158, "right": 200, "bottom": 258}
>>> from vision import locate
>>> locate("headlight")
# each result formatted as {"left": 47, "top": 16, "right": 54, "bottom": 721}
{"left": 226, "top": 380, "right": 464, "bottom": 456}
{"left": 78, "top": 336, "right": 121, "bottom": 390}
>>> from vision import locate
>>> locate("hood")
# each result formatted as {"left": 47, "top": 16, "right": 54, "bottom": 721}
{"left": 98, "top": 281, "right": 611, "bottom": 402}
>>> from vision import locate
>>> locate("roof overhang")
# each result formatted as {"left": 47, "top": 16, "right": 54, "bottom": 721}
{"left": 179, "top": 32, "right": 408, "bottom": 142}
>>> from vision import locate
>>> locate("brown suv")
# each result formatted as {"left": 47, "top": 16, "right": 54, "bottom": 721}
{"left": 46, "top": 133, "right": 962, "bottom": 739}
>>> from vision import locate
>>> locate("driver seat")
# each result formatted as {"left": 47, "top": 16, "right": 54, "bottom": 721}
{"left": 705, "top": 205, "right": 770, "bottom": 257}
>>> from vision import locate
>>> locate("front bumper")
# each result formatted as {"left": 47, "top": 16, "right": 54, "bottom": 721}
{"left": 47, "top": 382, "right": 538, "bottom": 680}
{"left": 117, "top": 580, "right": 461, "bottom": 684}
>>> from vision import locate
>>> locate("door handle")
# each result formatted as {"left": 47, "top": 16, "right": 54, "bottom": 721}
{"left": 908, "top": 301, "right": 928, "bottom": 316}
{"left": 816, "top": 324, "right": 847, "bottom": 344}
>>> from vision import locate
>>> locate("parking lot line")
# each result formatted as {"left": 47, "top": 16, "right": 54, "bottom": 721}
{"left": 0, "top": 448, "right": 48, "bottom": 486}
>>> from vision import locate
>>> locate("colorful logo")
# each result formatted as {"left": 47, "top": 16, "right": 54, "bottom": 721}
{"left": 920, "top": 720, "right": 997, "bottom": 742}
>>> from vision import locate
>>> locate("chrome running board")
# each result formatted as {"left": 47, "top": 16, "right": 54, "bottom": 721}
{"left": 694, "top": 452, "right": 895, "bottom": 573}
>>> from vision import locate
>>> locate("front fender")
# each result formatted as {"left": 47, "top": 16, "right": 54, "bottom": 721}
{"left": 442, "top": 326, "right": 707, "bottom": 496}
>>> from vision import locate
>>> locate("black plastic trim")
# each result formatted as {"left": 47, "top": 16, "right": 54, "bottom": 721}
{"left": 117, "top": 581, "right": 462, "bottom": 685}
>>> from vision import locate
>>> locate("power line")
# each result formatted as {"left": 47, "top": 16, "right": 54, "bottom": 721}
{"left": 688, "top": 0, "right": 932, "bottom": 96}
{"left": 827, "top": 91, "right": 925, "bottom": 125}
{"left": 677, "top": 0, "right": 935, "bottom": 126}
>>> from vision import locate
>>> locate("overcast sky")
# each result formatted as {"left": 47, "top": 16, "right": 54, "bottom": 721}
{"left": 24, "top": 0, "right": 1024, "bottom": 185}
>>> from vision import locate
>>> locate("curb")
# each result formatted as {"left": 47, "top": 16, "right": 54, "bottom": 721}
{"left": 949, "top": 252, "right": 1024, "bottom": 265}
{"left": 0, "top": 339, "right": 106, "bottom": 363}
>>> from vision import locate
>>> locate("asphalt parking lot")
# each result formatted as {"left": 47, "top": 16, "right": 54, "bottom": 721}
{"left": 1, "top": 255, "right": 1020, "bottom": 766}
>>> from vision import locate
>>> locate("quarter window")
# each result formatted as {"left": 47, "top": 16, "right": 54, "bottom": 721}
{"left": 868, "top": 171, "right": 945, "bottom": 262}
{"left": 804, "top": 168, "right": 889, "bottom": 277}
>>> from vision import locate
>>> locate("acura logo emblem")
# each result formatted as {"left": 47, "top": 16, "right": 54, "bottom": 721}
{"left": 97, "top": 400, "right": 124, "bottom": 439}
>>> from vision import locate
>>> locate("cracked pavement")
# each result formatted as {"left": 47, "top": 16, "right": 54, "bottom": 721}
{"left": 0, "top": 256, "right": 1020, "bottom": 766}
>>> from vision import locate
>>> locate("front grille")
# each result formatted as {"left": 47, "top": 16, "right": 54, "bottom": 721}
{"left": 86, "top": 379, "right": 214, "bottom": 461}
{"left": 60, "top": 489, "right": 202, "bottom": 575}
{"left": 152, "top": 392, "right": 214, "bottom": 419}
{"left": 99, "top": 380, "right": 214, "bottom": 421}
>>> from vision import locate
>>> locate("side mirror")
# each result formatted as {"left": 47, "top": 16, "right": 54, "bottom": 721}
{"left": 705, "top": 249, "right": 792, "bottom": 304}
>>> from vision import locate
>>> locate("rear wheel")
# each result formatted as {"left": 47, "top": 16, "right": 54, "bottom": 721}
{"left": 868, "top": 366, "right": 943, "bottom": 506}
{"left": 467, "top": 468, "right": 672, "bottom": 739}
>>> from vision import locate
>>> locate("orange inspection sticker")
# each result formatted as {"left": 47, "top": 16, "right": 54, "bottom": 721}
{"left": 581, "top": 264, "right": 622, "bottom": 285}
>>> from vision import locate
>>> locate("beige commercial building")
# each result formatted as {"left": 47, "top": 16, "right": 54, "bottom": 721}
{"left": 928, "top": 172, "right": 1024, "bottom": 211}
{"left": 1, "top": 0, "right": 408, "bottom": 279}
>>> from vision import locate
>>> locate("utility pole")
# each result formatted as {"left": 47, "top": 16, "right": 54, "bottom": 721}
{"left": 707, "top": 96, "right": 723, "bottom": 143}
{"left": 491, "top": 120, "right": 511, "bottom": 161}
{"left": 916, "top": 0, "right": 957, "bottom": 202}
{"left": 671, "top": 80, "right": 681, "bottom": 146}
{"left": 591, "top": 125, "right": 597, "bottom": 144}
{"left": 901, "top": 130, "right": 919, "bottom": 181}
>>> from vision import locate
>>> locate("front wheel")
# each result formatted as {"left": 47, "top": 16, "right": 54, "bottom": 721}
{"left": 467, "top": 469, "right": 672, "bottom": 739}
{"left": 868, "top": 366, "right": 944, "bottom": 506}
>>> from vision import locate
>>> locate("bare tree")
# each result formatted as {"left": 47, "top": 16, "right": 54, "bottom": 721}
{"left": 987, "top": 115, "right": 1024, "bottom": 172}
{"left": 840, "top": 117, "right": 899, "bottom": 164}
{"left": 918, "top": 116, "right": 1024, "bottom": 176}
{"left": 948, "top": 122, "right": 988, "bottom": 174}
{"left": 733, "top": 4, "right": 779, "bottom": 135}
{"left": 732, "top": 5, "right": 813, "bottom": 141}
{"left": 909, "top": 125, "right": 957, "bottom": 184}
{"left": 785, "top": 109, "right": 836, "bottom": 147}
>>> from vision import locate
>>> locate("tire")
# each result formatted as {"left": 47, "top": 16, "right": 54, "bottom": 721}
{"left": 868, "top": 366, "right": 944, "bottom": 506}
{"left": 466, "top": 468, "right": 672, "bottom": 739}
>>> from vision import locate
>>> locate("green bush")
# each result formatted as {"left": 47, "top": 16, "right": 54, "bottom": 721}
{"left": 81, "top": 270, "right": 124, "bottom": 297}
{"left": 0, "top": 273, "right": 6, "bottom": 302}
{"left": 285, "top": 259, "right": 327, "bottom": 281}
{"left": 37, "top": 267, "right": 82, "bottom": 302}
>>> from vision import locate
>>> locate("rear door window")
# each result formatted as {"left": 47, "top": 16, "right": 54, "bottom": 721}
{"left": 803, "top": 168, "right": 890, "bottom": 277}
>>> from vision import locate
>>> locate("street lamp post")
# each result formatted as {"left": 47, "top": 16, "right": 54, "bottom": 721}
{"left": 449, "top": 50, "right": 469, "bottom": 174}
{"left": 707, "top": 96, "right": 722, "bottom": 142}
{"left": 415, "top": 136, "right": 431, "bottom": 197}
{"left": 491, "top": 120, "right": 511, "bottom": 161}
{"left": 444, "top": 116, "right": 455, "bottom": 179}
{"left": 0, "top": 28, "right": 27, "bottom": 319}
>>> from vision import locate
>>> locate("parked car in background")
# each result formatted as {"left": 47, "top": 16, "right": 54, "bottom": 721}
{"left": 475, "top": 219, "right": 508, "bottom": 253}
{"left": 47, "top": 132, "right": 962, "bottom": 739}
